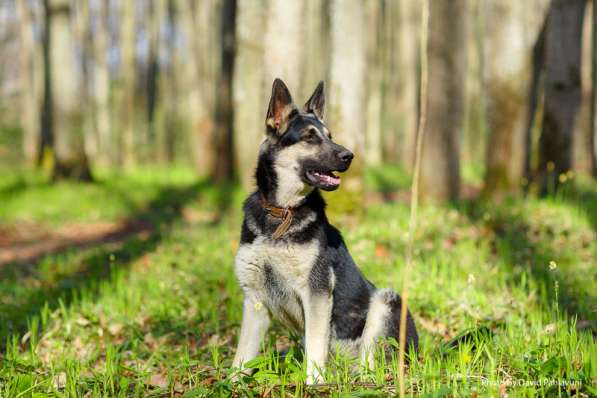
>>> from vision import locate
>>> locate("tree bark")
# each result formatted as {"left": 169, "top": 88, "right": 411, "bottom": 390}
{"left": 92, "top": 0, "right": 112, "bottom": 167}
{"left": 233, "top": 0, "right": 267, "bottom": 190}
{"left": 17, "top": 0, "right": 41, "bottom": 167}
{"left": 483, "top": 1, "right": 547, "bottom": 198}
{"left": 40, "top": 0, "right": 54, "bottom": 169}
{"left": 179, "top": 0, "right": 217, "bottom": 177}
{"left": 46, "top": 0, "right": 92, "bottom": 181}
{"left": 159, "top": 0, "right": 178, "bottom": 164}
{"left": 523, "top": 13, "right": 548, "bottom": 185}
{"left": 146, "top": 0, "right": 161, "bottom": 162}
{"left": 537, "top": 0, "right": 585, "bottom": 195}
{"left": 395, "top": 0, "right": 419, "bottom": 168}
{"left": 590, "top": 0, "right": 597, "bottom": 177}
{"left": 212, "top": 0, "right": 237, "bottom": 183}
{"left": 419, "top": 0, "right": 467, "bottom": 202}
{"left": 263, "top": 0, "right": 303, "bottom": 100}
{"left": 329, "top": 0, "right": 366, "bottom": 197}
{"left": 120, "top": 0, "right": 136, "bottom": 168}
{"left": 73, "top": 0, "right": 96, "bottom": 161}
{"left": 299, "top": 0, "right": 330, "bottom": 100}
{"left": 364, "top": 0, "right": 383, "bottom": 166}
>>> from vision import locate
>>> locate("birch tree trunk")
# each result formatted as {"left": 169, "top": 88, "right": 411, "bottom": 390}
{"left": 47, "top": 0, "right": 92, "bottom": 181}
{"left": 73, "top": 0, "right": 96, "bottom": 161}
{"left": 93, "top": 0, "right": 112, "bottom": 167}
{"left": 120, "top": 0, "right": 136, "bottom": 168}
{"left": 233, "top": 0, "right": 267, "bottom": 190}
{"left": 419, "top": 0, "right": 467, "bottom": 202}
{"left": 299, "top": 0, "right": 330, "bottom": 100}
{"left": 179, "top": 0, "right": 217, "bottom": 177}
{"left": 17, "top": 0, "right": 41, "bottom": 166}
{"left": 365, "top": 0, "right": 382, "bottom": 166}
{"left": 538, "top": 0, "right": 585, "bottom": 194}
{"left": 263, "top": 0, "right": 303, "bottom": 100}
{"left": 395, "top": 0, "right": 419, "bottom": 168}
{"left": 159, "top": 0, "right": 178, "bottom": 164}
{"left": 329, "top": 0, "right": 366, "bottom": 196}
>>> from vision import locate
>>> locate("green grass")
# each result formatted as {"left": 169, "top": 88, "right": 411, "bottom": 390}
{"left": 0, "top": 167, "right": 198, "bottom": 226}
{"left": 0, "top": 168, "right": 595, "bottom": 397}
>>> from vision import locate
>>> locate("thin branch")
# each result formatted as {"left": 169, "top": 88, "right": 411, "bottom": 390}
{"left": 398, "top": 1, "right": 429, "bottom": 397}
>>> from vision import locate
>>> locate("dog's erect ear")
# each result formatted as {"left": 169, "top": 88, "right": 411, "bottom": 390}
{"left": 303, "top": 81, "right": 325, "bottom": 119}
{"left": 266, "top": 78, "right": 297, "bottom": 136}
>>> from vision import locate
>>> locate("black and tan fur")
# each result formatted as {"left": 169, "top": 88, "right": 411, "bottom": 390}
{"left": 232, "top": 79, "right": 418, "bottom": 384}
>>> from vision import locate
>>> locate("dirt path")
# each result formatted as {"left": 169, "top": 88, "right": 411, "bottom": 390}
{"left": 0, "top": 220, "right": 154, "bottom": 266}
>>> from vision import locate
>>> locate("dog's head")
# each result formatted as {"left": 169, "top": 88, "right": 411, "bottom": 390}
{"left": 257, "top": 79, "right": 353, "bottom": 206}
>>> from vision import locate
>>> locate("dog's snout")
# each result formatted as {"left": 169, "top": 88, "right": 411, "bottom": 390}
{"left": 338, "top": 150, "right": 354, "bottom": 163}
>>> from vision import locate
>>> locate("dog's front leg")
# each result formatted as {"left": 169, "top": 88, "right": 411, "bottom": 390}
{"left": 232, "top": 297, "right": 271, "bottom": 376}
{"left": 303, "top": 292, "right": 333, "bottom": 385}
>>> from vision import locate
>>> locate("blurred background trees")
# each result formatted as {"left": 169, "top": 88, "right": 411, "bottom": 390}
{"left": 0, "top": 0, "right": 595, "bottom": 199}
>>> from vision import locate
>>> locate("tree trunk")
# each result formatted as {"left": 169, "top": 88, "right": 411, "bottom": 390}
{"left": 179, "top": 0, "right": 217, "bottom": 177}
{"left": 483, "top": 1, "right": 547, "bottom": 198}
{"left": 46, "top": 0, "right": 92, "bottom": 181}
{"left": 93, "top": 0, "right": 112, "bottom": 167}
{"left": 146, "top": 0, "right": 161, "bottom": 163}
{"left": 419, "top": 0, "right": 467, "bottom": 202}
{"left": 299, "top": 0, "right": 330, "bottom": 100}
{"left": 73, "top": 0, "right": 96, "bottom": 161}
{"left": 233, "top": 0, "right": 267, "bottom": 190}
{"left": 263, "top": 0, "right": 303, "bottom": 99}
{"left": 158, "top": 0, "right": 178, "bottom": 164}
{"left": 329, "top": 0, "right": 366, "bottom": 199}
{"left": 40, "top": 0, "right": 54, "bottom": 169}
{"left": 394, "top": 0, "right": 419, "bottom": 168}
{"left": 212, "top": 0, "right": 237, "bottom": 183}
{"left": 17, "top": 0, "right": 41, "bottom": 167}
{"left": 523, "top": 13, "right": 548, "bottom": 185}
{"left": 590, "top": 0, "right": 597, "bottom": 178}
{"left": 364, "top": 0, "right": 383, "bottom": 166}
{"left": 120, "top": 0, "right": 136, "bottom": 168}
{"left": 537, "top": 0, "right": 585, "bottom": 195}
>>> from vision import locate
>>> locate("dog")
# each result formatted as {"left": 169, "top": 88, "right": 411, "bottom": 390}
{"left": 232, "top": 78, "right": 418, "bottom": 384}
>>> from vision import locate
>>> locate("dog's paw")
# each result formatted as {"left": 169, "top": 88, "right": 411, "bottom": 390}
{"left": 306, "top": 368, "right": 323, "bottom": 385}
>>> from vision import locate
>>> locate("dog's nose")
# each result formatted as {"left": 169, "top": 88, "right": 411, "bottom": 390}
{"left": 338, "top": 150, "right": 354, "bottom": 163}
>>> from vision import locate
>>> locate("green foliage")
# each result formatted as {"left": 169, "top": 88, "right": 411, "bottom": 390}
{"left": 0, "top": 169, "right": 595, "bottom": 396}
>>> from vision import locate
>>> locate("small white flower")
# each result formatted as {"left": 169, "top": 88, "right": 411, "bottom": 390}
{"left": 549, "top": 261, "right": 557, "bottom": 270}
{"left": 467, "top": 273, "right": 475, "bottom": 284}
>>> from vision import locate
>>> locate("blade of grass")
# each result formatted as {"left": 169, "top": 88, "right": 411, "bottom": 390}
{"left": 398, "top": 1, "right": 429, "bottom": 397}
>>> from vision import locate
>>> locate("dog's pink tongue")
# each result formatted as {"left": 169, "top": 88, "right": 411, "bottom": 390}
{"left": 315, "top": 172, "right": 340, "bottom": 185}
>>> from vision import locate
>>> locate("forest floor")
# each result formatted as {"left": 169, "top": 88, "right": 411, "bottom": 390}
{"left": 0, "top": 166, "right": 595, "bottom": 397}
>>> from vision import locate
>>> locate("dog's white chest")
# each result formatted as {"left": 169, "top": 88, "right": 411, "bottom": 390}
{"left": 235, "top": 238, "right": 319, "bottom": 287}
{"left": 235, "top": 238, "right": 320, "bottom": 330}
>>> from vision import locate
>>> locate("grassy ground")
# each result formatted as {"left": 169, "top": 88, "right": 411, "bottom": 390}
{"left": 0, "top": 167, "right": 595, "bottom": 397}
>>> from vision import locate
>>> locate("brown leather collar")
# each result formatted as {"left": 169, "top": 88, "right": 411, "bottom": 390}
{"left": 260, "top": 195, "right": 294, "bottom": 239}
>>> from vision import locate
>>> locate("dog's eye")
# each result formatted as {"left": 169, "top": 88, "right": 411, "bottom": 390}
{"left": 303, "top": 128, "right": 321, "bottom": 144}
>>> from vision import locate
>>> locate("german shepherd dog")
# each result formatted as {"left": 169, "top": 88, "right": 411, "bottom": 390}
{"left": 232, "top": 79, "right": 418, "bottom": 384}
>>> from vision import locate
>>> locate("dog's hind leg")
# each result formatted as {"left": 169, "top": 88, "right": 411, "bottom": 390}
{"left": 359, "top": 289, "right": 394, "bottom": 369}
{"left": 232, "top": 297, "right": 271, "bottom": 374}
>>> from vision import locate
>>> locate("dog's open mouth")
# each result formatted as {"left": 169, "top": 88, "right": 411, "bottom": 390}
{"left": 305, "top": 170, "right": 341, "bottom": 190}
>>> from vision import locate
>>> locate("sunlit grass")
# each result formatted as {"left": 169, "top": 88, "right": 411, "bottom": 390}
{"left": 0, "top": 168, "right": 595, "bottom": 396}
{"left": 0, "top": 166, "right": 197, "bottom": 226}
